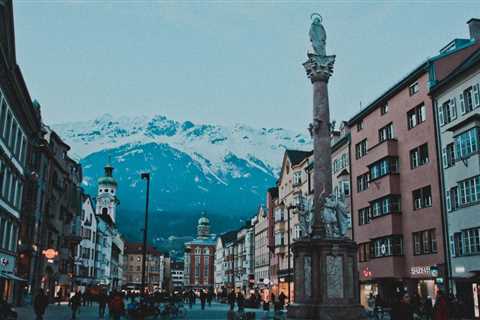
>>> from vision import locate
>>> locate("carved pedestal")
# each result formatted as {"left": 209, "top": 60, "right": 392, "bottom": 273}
{"left": 287, "top": 238, "right": 366, "bottom": 320}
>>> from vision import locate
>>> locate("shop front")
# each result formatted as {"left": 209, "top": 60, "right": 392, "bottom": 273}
{"left": 408, "top": 265, "right": 444, "bottom": 304}
{"left": 0, "top": 252, "right": 25, "bottom": 304}
{"left": 278, "top": 270, "right": 294, "bottom": 303}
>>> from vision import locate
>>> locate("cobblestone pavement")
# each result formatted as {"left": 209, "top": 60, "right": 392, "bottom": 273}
{"left": 17, "top": 301, "right": 286, "bottom": 319}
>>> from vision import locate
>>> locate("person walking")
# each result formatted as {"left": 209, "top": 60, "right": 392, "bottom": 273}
{"left": 228, "top": 290, "right": 236, "bottom": 311}
{"left": 278, "top": 291, "right": 286, "bottom": 310}
{"left": 98, "top": 290, "right": 108, "bottom": 319}
{"left": 70, "top": 291, "right": 82, "bottom": 320}
{"left": 433, "top": 291, "right": 448, "bottom": 320}
{"left": 188, "top": 290, "right": 195, "bottom": 309}
{"left": 237, "top": 292, "right": 245, "bottom": 313}
{"left": 33, "top": 289, "right": 49, "bottom": 320}
{"left": 200, "top": 290, "right": 207, "bottom": 310}
{"left": 108, "top": 291, "right": 125, "bottom": 320}
{"left": 207, "top": 289, "right": 213, "bottom": 307}
{"left": 424, "top": 296, "right": 433, "bottom": 320}
{"left": 374, "top": 294, "right": 384, "bottom": 320}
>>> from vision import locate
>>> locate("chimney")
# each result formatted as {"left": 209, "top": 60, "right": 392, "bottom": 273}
{"left": 467, "top": 18, "right": 480, "bottom": 41}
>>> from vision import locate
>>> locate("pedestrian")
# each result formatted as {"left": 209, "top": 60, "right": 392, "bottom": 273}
{"left": 278, "top": 291, "right": 286, "bottom": 310}
{"left": 188, "top": 290, "right": 195, "bottom": 309}
{"left": 108, "top": 291, "right": 125, "bottom": 320}
{"left": 228, "top": 290, "right": 236, "bottom": 311}
{"left": 237, "top": 292, "right": 245, "bottom": 313}
{"left": 207, "top": 289, "right": 213, "bottom": 307}
{"left": 401, "top": 293, "right": 415, "bottom": 320}
{"left": 98, "top": 290, "right": 108, "bottom": 319}
{"left": 70, "top": 291, "right": 82, "bottom": 320}
{"left": 424, "top": 296, "right": 433, "bottom": 320}
{"left": 433, "top": 291, "right": 448, "bottom": 320}
{"left": 33, "top": 289, "right": 49, "bottom": 320}
{"left": 200, "top": 290, "right": 207, "bottom": 310}
{"left": 373, "top": 294, "right": 384, "bottom": 319}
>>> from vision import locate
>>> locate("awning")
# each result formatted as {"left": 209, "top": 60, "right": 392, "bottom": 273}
{"left": 0, "top": 272, "right": 27, "bottom": 282}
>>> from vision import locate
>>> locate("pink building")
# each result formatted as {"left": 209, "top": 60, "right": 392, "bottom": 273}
{"left": 349, "top": 22, "right": 480, "bottom": 307}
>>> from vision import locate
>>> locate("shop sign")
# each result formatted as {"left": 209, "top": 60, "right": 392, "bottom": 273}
{"left": 362, "top": 267, "right": 373, "bottom": 278}
{"left": 435, "top": 277, "right": 444, "bottom": 285}
{"left": 410, "top": 265, "right": 438, "bottom": 277}
{"left": 0, "top": 254, "right": 15, "bottom": 273}
{"left": 263, "top": 278, "right": 270, "bottom": 285}
{"left": 42, "top": 249, "right": 59, "bottom": 263}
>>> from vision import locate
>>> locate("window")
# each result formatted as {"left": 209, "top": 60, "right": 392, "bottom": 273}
{"left": 460, "top": 87, "right": 474, "bottom": 115}
{"left": 357, "top": 120, "right": 364, "bottom": 132}
{"left": 371, "top": 236, "right": 403, "bottom": 258}
{"left": 454, "top": 127, "right": 479, "bottom": 159}
{"left": 370, "top": 195, "right": 401, "bottom": 218}
{"left": 438, "top": 98, "right": 457, "bottom": 126}
{"left": 412, "top": 186, "right": 432, "bottom": 210}
{"left": 293, "top": 172, "right": 302, "bottom": 186}
{"left": 454, "top": 227, "right": 480, "bottom": 256}
{"left": 355, "top": 139, "right": 368, "bottom": 159}
{"left": 407, "top": 103, "right": 426, "bottom": 129}
{"left": 358, "top": 243, "right": 370, "bottom": 262}
{"left": 357, "top": 173, "right": 369, "bottom": 192}
{"left": 409, "top": 82, "right": 419, "bottom": 96}
{"left": 413, "top": 229, "right": 437, "bottom": 255}
{"left": 381, "top": 104, "right": 389, "bottom": 115}
{"left": 369, "top": 157, "right": 399, "bottom": 180}
{"left": 410, "top": 143, "right": 429, "bottom": 169}
{"left": 378, "top": 123, "right": 394, "bottom": 143}
{"left": 458, "top": 175, "right": 480, "bottom": 206}
{"left": 274, "top": 207, "right": 284, "bottom": 222}
{"left": 358, "top": 207, "right": 371, "bottom": 226}
{"left": 442, "top": 143, "right": 455, "bottom": 168}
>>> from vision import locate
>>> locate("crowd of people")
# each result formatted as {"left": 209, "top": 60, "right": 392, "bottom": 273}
{"left": 367, "top": 290, "right": 469, "bottom": 320}
{"left": 33, "top": 289, "right": 125, "bottom": 320}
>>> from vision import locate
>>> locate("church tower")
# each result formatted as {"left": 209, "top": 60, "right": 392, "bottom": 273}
{"left": 196, "top": 212, "right": 210, "bottom": 239}
{"left": 96, "top": 163, "right": 119, "bottom": 224}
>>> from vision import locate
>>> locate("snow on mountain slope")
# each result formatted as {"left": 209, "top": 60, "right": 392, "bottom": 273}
{"left": 53, "top": 114, "right": 311, "bottom": 240}
{"left": 54, "top": 113, "right": 311, "bottom": 181}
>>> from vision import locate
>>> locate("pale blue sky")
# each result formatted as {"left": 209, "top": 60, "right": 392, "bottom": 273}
{"left": 13, "top": 1, "right": 480, "bottom": 131}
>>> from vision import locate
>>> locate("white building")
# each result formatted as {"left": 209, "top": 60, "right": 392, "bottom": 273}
{"left": 74, "top": 195, "right": 97, "bottom": 290}
{"left": 252, "top": 206, "right": 270, "bottom": 300}
{"left": 432, "top": 43, "right": 480, "bottom": 318}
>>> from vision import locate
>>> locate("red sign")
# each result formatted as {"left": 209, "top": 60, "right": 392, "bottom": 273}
{"left": 362, "top": 267, "right": 373, "bottom": 278}
{"left": 42, "top": 249, "right": 59, "bottom": 260}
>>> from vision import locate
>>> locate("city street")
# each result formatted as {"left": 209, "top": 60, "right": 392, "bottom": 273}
{"left": 16, "top": 301, "right": 284, "bottom": 320}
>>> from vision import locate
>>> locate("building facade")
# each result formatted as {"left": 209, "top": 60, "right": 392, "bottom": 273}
{"left": 171, "top": 261, "right": 184, "bottom": 291}
{"left": 431, "top": 39, "right": 480, "bottom": 318}
{"left": 214, "top": 230, "right": 236, "bottom": 293}
{"left": 253, "top": 206, "right": 271, "bottom": 301}
{"left": 349, "top": 22, "right": 480, "bottom": 307}
{"left": 124, "top": 243, "right": 165, "bottom": 292}
{"left": 184, "top": 214, "right": 216, "bottom": 290}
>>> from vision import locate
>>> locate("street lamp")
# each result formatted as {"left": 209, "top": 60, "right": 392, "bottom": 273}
{"left": 141, "top": 172, "right": 151, "bottom": 296}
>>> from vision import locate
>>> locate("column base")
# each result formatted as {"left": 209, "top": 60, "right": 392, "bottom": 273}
{"left": 287, "top": 303, "right": 367, "bottom": 320}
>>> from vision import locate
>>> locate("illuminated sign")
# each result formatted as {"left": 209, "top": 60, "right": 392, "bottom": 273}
{"left": 362, "top": 267, "right": 373, "bottom": 278}
{"left": 42, "top": 249, "right": 59, "bottom": 263}
{"left": 410, "top": 265, "right": 438, "bottom": 277}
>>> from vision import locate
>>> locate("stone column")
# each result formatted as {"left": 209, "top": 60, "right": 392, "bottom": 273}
{"left": 304, "top": 55, "right": 335, "bottom": 238}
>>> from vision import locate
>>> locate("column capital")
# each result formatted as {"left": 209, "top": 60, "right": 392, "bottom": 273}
{"left": 303, "top": 54, "right": 336, "bottom": 83}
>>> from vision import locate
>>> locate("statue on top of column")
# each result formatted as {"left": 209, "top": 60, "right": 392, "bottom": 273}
{"left": 309, "top": 13, "right": 326, "bottom": 56}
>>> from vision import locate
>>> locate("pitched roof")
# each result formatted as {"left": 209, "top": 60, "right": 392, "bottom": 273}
{"left": 285, "top": 150, "right": 313, "bottom": 166}
{"left": 125, "top": 242, "right": 163, "bottom": 256}
{"left": 430, "top": 47, "right": 480, "bottom": 94}
{"left": 220, "top": 230, "right": 237, "bottom": 244}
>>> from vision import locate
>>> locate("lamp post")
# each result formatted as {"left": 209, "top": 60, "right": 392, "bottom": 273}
{"left": 286, "top": 204, "right": 296, "bottom": 305}
{"left": 141, "top": 172, "right": 150, "bottom": 296}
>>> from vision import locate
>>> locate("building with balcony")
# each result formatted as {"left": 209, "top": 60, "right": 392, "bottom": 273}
{"left": 431, "top": 38, "right": 480, "bottom": 318}
{"left": 74, "top": 195, "right": 97, "bottom": 290}
{"left": 214, "top": 230, "right": 236, "bottom": 293}
{"left": 252, "top": 206, "right": 271, "bottom": 301}
{"left": 274, "top": 149, "right": 313, "bottom": 302}
{"left": 349, "top": 19, "right": 480, "bottom": 308}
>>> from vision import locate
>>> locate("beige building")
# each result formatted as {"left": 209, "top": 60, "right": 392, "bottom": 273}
{"left": 124, "top": 243, "right": 165, "bottom": 292}
{"left": 274, "top": 150, "right": 313, "bottom": 302}
{"left": 331, "top": 122, "right": 352, "bottom": 239}
{"left": 252, "top": 206, "right": 271, "bottom": 301}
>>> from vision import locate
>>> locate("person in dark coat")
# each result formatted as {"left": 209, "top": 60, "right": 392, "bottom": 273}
{"left": 236, "top": 292, "right": 245, "bottom": 312}
{"left": 228, "top": 290, "right": 236, "bottom": 311}
{"left": 278, "top": 291, "right": 287, "bottom": 310}
{"left": 70, "top": 291, "right": 82, "bottom": 320}
{"left": 200, "top": 290, "right": 207, "bottom": 310}
{"left": 207, "top": 289, "right": 213, "bottom": 307}
{"left": 34, "top": 289, "right": 49, "bottom": 320}
{"left": 434, "top": 291, "right": 448, "bottom": 320}
{"left": 97, "top": 290, "right": 108, "bottom": 319}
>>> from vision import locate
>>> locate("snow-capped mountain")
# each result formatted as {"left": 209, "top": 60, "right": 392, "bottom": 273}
{"left": 53, "top": 114, "right": 311, "bottom": 244}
